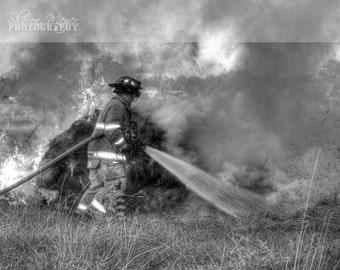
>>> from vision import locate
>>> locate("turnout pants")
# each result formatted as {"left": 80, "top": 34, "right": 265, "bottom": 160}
{"left": 77, "top": 162, "right": 127, "bottom": 218}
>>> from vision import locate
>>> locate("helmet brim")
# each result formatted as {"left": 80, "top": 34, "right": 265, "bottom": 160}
{"left": 108, "top": 83, "right": 143, "bottom": 89}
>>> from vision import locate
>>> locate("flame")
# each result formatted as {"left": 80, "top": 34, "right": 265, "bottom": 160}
{"left": 0, "top": 144, "right": 45, "bottom": 203}
{"left": 75, "top": 87, "right": 99, "bottom": 118}
{"left": 72, "top": 80, "right": 104, "bottom": 119}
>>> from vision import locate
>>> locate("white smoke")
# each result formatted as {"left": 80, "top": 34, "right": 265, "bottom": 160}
{"left": 2, "top": 0, "right": 340, "bottom": 42}
{"left": 1, "top": 1, "right": 340, "bottom": 210}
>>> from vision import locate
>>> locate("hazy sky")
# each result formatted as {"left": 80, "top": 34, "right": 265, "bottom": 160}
{"left": 1, "top": 0, "right": 340, "bottom": 43}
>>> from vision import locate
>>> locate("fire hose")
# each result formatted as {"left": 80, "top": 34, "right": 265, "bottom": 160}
{"left": 0, "top": 120, "right": 142, "bottom": 196}
{"left": 0, "top": 134, "right": 103, "bottom": 196}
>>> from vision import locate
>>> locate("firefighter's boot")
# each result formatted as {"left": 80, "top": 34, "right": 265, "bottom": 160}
{"left": 114, "top": 191, "right": 126, "bottom": 219}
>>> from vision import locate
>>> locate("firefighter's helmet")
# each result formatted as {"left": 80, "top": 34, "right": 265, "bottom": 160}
{"left": 109, "top": 77, "right": 143, "bottom": 97}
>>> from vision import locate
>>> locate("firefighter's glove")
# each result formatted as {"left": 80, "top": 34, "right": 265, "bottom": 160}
{"left": 130, "top": 130, "right": 138, "bottom": 142}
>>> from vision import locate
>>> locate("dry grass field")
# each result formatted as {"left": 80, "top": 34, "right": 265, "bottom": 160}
{"left": 0, "top": 202, "right": 339, "bottom": 270}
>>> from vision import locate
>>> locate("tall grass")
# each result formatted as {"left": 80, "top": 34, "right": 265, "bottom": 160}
{"left": 0, "top": 204, "right": 339, "bottom": 270}
{"left": 294, "top": 148, "right": 322, "bottom": 270}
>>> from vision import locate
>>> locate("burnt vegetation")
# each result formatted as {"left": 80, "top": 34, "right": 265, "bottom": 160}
{"left": 35, "top": 110, "right": 187, "bottom": 212}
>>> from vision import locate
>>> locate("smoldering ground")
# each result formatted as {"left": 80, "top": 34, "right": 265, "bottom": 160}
{"left": 0, "top": 41, "right": 340, "bottom": 213}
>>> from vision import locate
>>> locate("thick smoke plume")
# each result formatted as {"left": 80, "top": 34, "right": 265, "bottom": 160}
{"left": 1, "top": 0, "right": 340, "bottom": 211}
{"left": 1, "top": 42, "right": 339, "bottom": 212}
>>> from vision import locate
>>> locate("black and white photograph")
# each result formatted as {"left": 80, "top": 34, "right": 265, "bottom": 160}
{"left": 0, "top": 1, "right": 340, "bottom": 269}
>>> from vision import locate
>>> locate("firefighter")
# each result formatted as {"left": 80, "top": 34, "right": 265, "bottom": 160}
{"left": 75, "top": 76, "right": 142, "bottom": 219}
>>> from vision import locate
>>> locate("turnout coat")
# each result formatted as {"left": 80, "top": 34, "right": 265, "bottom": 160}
{"left": 87, "top": 95, "right": 132, "bottom": 169}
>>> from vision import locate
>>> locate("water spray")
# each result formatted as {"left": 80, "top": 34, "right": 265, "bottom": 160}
{"left": 145, "top": 147, "right": 268, "bottom": 217}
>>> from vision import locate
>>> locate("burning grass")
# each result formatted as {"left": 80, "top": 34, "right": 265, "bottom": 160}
{"left": 0, "top": 204, "right": 339, "bottom": 270}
